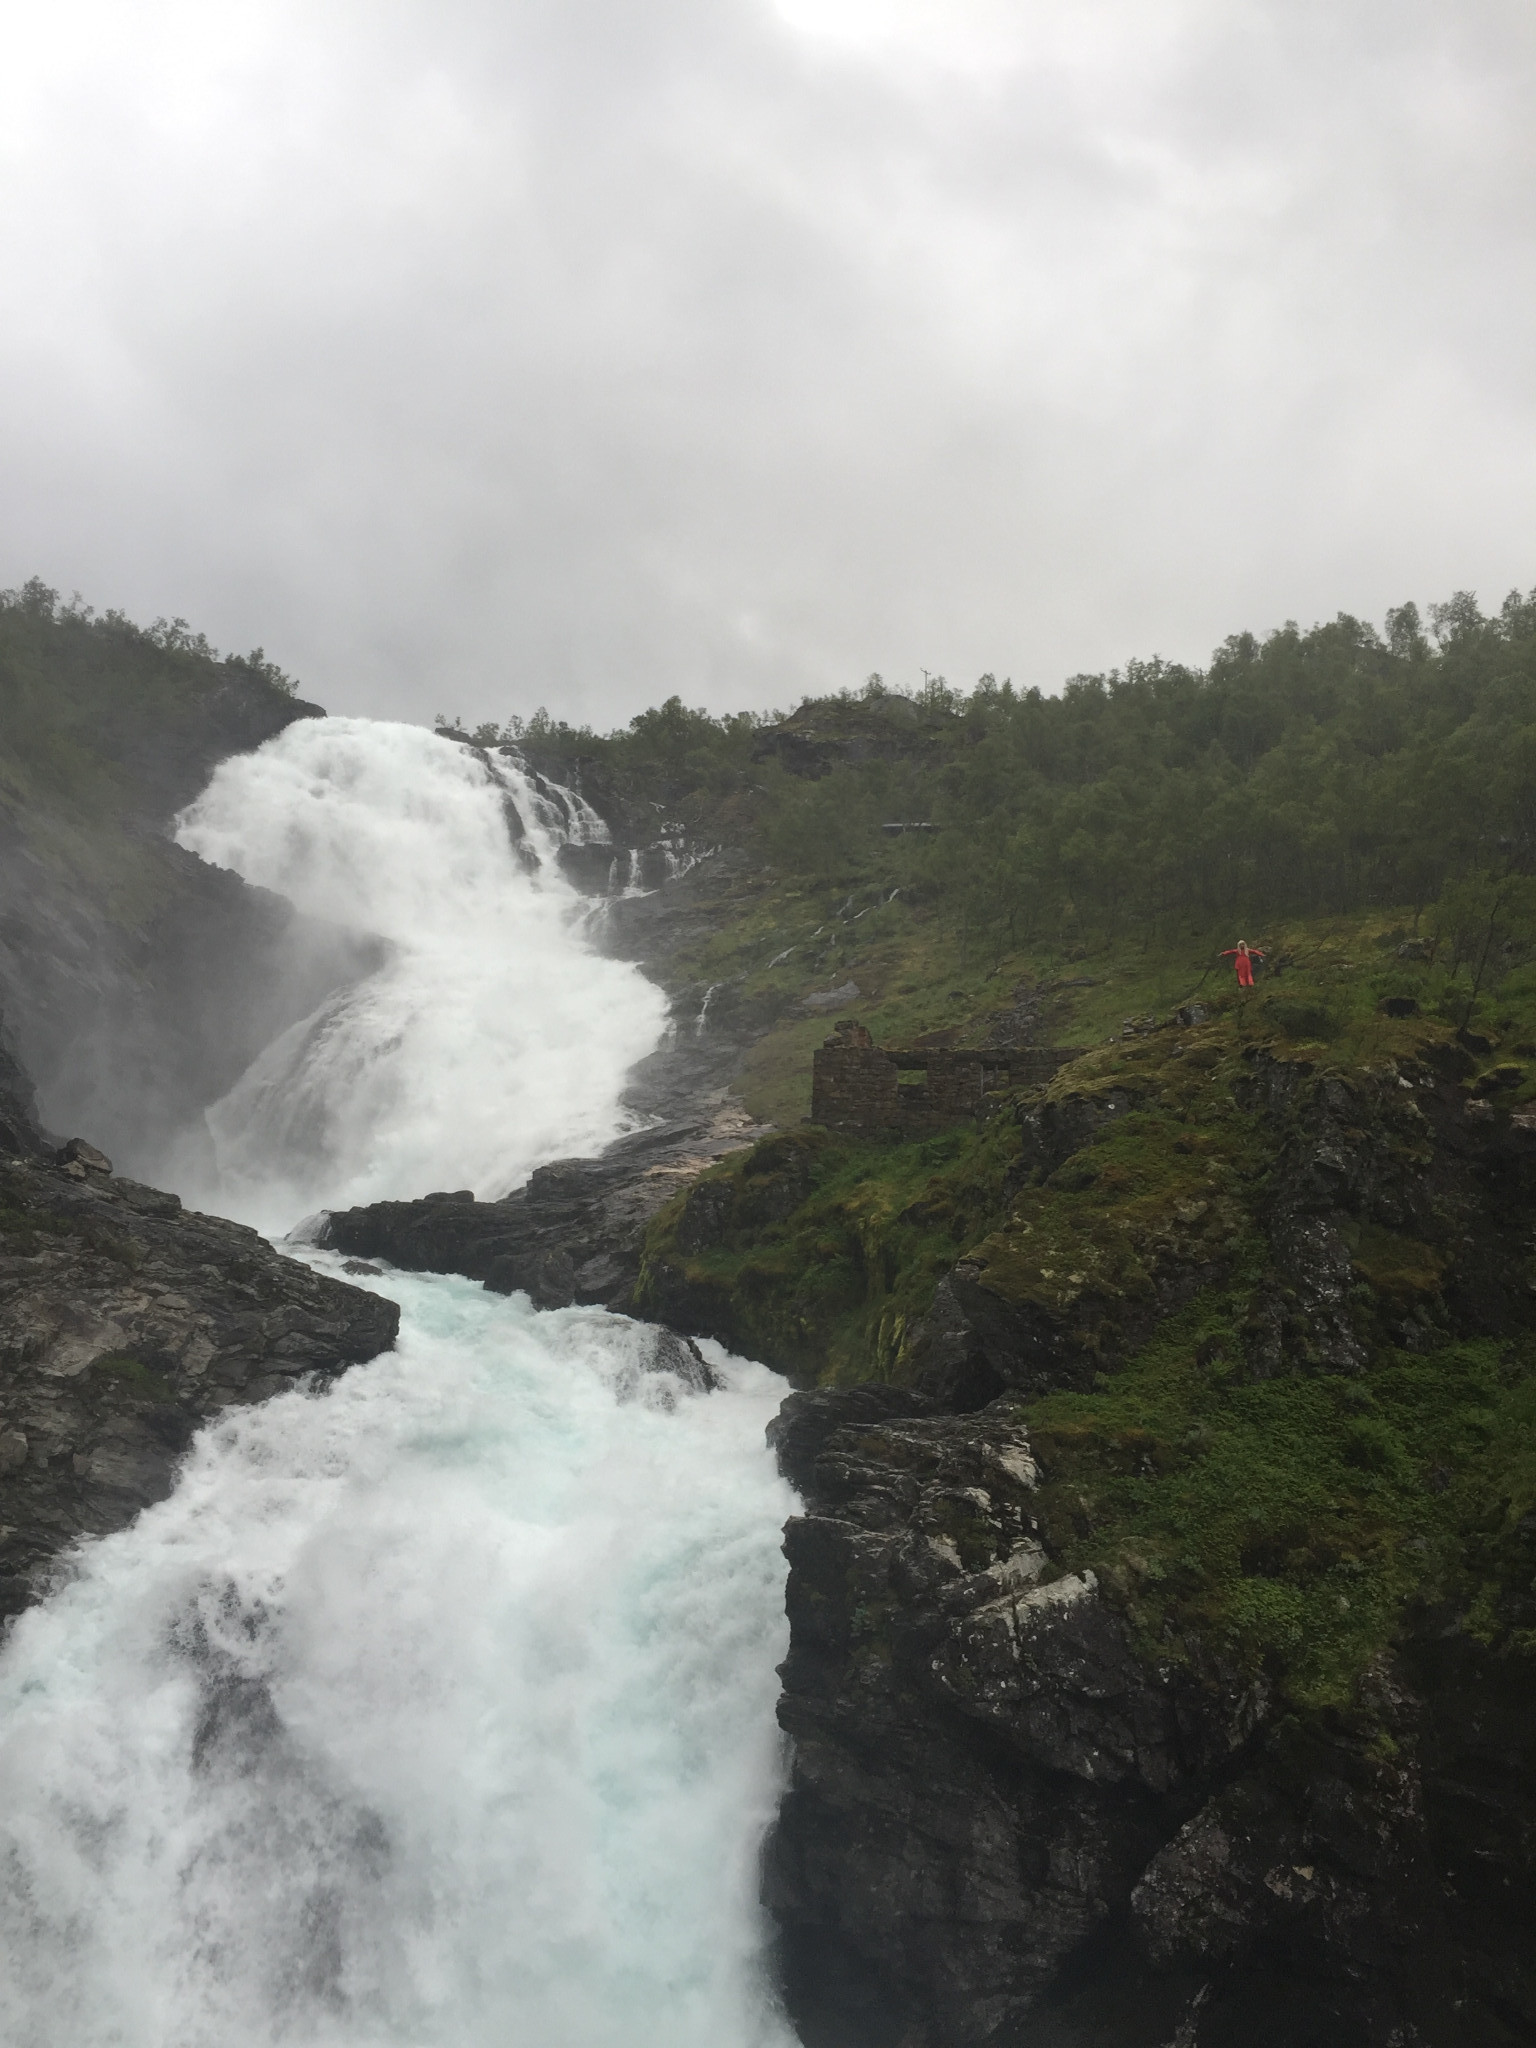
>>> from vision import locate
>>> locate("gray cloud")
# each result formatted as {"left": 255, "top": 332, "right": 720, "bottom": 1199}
{"left": 2, "top": 0, "right": 1533, "bottom": 726}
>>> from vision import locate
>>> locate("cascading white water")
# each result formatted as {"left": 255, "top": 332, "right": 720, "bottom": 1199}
{"left": 0, "top": 718, "right": 801, "bottom": 2048}
{"left": 174, "top": 718, "right": 666, "bottom": 1230}
{"left": 0, "top": 1276, "right": 798, "bottom": 2048}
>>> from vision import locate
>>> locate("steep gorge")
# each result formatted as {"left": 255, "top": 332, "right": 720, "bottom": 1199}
{"left": 0, "top": 616, "right": 798, "bottom": 2048}
{"left": 5, "top": 591, "right": 1536, "bottom": 2045}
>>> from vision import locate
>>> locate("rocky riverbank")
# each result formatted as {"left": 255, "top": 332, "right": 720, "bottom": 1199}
{"left": 0, "top": 1135, "right": 398, "bottom": 1621}
{"left": 739, "top": 994, "right": 1536, "bottom": 2046}
{"left": 763, "top": 1381, "right": 1536, "bottom": 2048}
{"left": 318, "top": 1094, "right": 770, "bottom": 1312}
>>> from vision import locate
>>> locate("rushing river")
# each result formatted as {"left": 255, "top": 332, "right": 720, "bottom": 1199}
{"left": 0, "top": 722, "right": 800, "bottom": 2048}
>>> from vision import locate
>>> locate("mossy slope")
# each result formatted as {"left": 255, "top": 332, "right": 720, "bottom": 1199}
{"left": 642, "top": 910, "right": 1536, "bottom": 1718}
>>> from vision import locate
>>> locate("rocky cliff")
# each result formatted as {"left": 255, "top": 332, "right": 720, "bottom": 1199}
{"left": 740, "top": 993, "right": 1536, "bottom": 2046}
{"left": 0, "top": 587, "right": 380, "bottom": 1182}
{"left": 0, "top": 1125, "right": 398, "bottom": 1624}
{"left": 765, "top": 1379, "right": 1535, "bottom": 2048}
{"left": 0, "top": 591, "right": 402, "bottom": 1619}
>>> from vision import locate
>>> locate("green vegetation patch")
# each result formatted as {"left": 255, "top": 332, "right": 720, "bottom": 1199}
{"left": 89, "top": 1352, "right": 175, "bottom": 1403}
{"left": 1028, "top": 1317, "right": 1536, "bottom": 1711}
{"left": 970, "top": 1103, "right": 1262, "bottom": 1326}
{"left": 636, "top": 1118, "right": 1020, "bottom": 1382}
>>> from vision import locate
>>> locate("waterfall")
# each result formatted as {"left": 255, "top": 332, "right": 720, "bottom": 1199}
{"left": 695, "top": 981, "right": 725, "bottom": 1036}
{"left": 495, "top": 755, "right": 612, "bottom": 850}
{"left": 173, "top": 719, "right": 667, "bottom": 1230}
{"left": 0, "top": 718, "right": 800, "bottom": 2047}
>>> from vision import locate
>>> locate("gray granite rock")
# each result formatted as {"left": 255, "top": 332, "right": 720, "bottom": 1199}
{"left": 0, "top": 1154, "right": 398, "bottom": 1618}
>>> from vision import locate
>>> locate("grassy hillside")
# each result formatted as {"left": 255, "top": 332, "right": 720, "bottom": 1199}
{"left": 605, "top": 581, "right": 1536, "bottom": 1731}
{"left": 641, "top": 906, "right": 1536, "bottom": 1364}
{"left": 0, "top": 575, "right": 303, "bottom": 818}
{"left": 637, "top": 909, "right": 1536, "bottom": 1723}
{"left": 505, "top": 573, "right": 1536, "bottom": 1109}
{"left": 0, "top": 575, "right": 310, "bottom": 909}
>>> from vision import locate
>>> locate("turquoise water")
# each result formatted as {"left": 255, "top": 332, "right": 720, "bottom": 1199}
{"left": 0, "top": 1268, "right": 799, "bottom": 2048}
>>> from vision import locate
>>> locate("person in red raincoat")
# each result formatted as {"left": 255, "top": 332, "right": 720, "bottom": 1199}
{"left": 1221, "top": 939, "right": 1264, "bottom": 988}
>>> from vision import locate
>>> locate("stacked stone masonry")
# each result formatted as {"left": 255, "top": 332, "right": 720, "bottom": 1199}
{"left": 810, "top": 1019, "right": 1086, "bottom": 1135}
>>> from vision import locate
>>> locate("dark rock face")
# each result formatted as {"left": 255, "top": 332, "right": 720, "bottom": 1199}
{"left": 766, "top": 1394, "right": 1220, "bottom": 2048}
{"left": 765, "top": 1393, "right": 1536, "bottom": 2048}
{"left": 319, "top": 1107, "right": 768, "bottom": 1312}
{"left": 0, "top": 1153, "right": 398, "bottom": 1619}
{"left": 0, "top": 654, "right": 389, "bottom": 1185}
{"left": 0, "top": 1012, "right": 47, "bottom": 1158}
{"left": 2, "top": 832, "right": 387, "bottom": 1186}
{"left": 765, "top": 1048, "right": 1536, "bottom": 2046}
{"left": 1233, "top": 1048, "right": 1536, "bottom": 1374}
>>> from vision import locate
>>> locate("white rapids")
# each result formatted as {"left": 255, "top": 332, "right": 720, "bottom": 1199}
{"left": 0, "top": 717, "right": 801, "bottom": 2048}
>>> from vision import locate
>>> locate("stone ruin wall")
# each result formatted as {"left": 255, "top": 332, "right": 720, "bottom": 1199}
{"left": 810, "top": 1022, "right": 1086, "bottom": 1136}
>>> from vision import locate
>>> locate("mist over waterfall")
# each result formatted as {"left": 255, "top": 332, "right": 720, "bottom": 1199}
{"left": 174, "top": 718, "right": 668, "bottom": 1229}
{"left": 0, "top": 718, "right": 801, "bottom": 2046}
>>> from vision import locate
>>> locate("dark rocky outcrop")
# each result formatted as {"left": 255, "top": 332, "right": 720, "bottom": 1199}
{"left": 749, "top": 694, "right": 944, "bottom": 781}
{"left": 319, "top": 1103, "right": 769, "bottom": 1312}
{"left": 765, "top": 1388, "right": 1536, "bottom": 2048}
{"left": 762, "top": 1027, "right": 1536, "bottom": 2046}
{"left": 0, "top": 1150, "right": 398, "bottom": 1620}
{"left": 896, "top": 1039, "right": 1536, "bottom": 1417}
{"left": 766, "top": 1392, "right": 1228, "bottom": 2048}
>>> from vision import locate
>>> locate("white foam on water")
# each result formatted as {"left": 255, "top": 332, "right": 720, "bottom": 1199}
{"left": 173, "top": 718, "right": 667, "bottom": 1231}
{"left": 0, "top": 1271, "right": 799, "bottom": 2048}
{"left": 0, "top": 715, "right": 804, "bottom": 2046}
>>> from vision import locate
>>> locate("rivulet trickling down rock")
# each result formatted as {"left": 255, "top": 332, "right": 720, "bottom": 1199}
{"left": 0, "top": 1147, "right": 398, "bottom": 1619}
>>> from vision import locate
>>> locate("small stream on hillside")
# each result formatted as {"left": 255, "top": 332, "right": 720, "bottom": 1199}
{"left": 0, "top": 721, "right": 801, "bottom": 2048}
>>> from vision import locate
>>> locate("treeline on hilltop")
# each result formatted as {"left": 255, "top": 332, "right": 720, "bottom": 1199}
{"left": 0, "top": 576, "right": 300, "bottom": 819}
{"left": 10, "top": 566, "right": 1536, "bottom": 954}
{"left": 468, "top": 582, "right": 1536, "bottom": 954}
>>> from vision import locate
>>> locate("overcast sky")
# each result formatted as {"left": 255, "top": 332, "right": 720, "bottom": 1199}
{"left": 2, "top": 0, "right": 1533, "bottom": 727}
